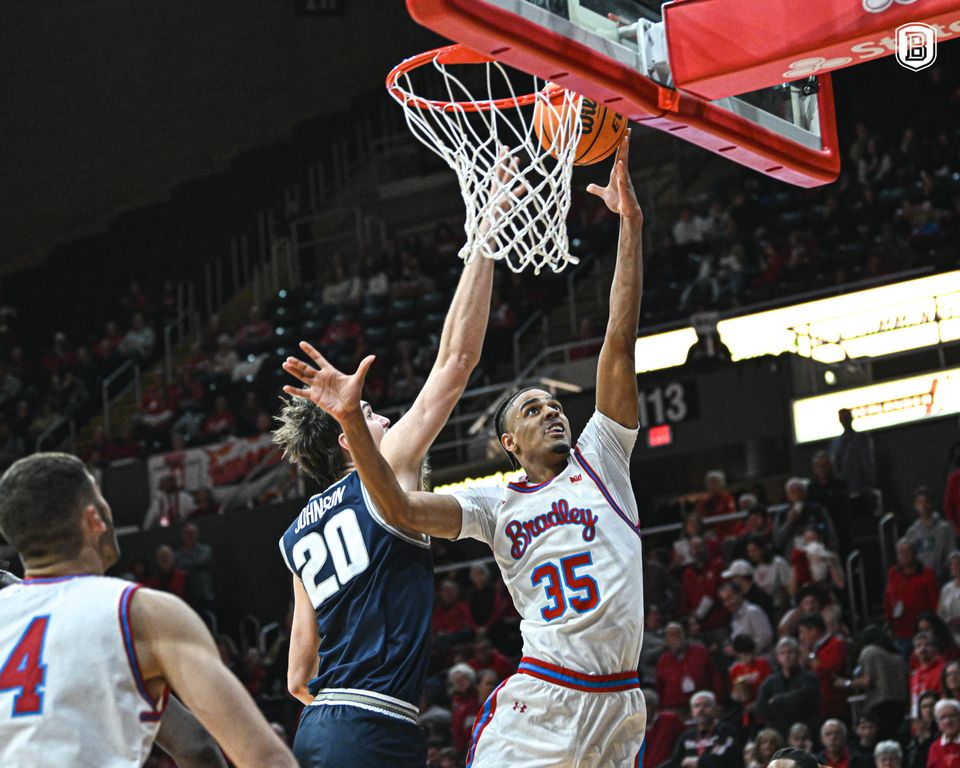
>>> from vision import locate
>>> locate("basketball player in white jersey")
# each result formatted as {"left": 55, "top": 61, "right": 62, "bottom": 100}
{"left": 0, "top": 452, "right": 297, "bottom": 768}
{"left": 0, "top": 563, "right": 228, "bottom": 768}
{"left": 282, "top": 132, "right": 646, "bottom": 767}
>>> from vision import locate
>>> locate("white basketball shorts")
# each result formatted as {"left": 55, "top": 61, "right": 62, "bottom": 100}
{"left": 465, "top": 657, "right": 647, "bottom": 768}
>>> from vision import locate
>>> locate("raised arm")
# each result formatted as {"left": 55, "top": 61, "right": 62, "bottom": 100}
{"left": 282, "top": 344, "right": 463, "bottom": 538}
{"left": 133, "top": 589, "right": 297, "bottom": 768}
{"left": 380, "top": 155, "right": 525, "bottom": 488}
{"left": 586, "top": 130, "right": 644, "bottom": 429}
{"left": 378, "top": 243, "right": 494, "bottom": 488}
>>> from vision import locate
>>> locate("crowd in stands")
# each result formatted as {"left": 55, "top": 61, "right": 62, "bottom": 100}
{"left": 125, "top": 403, "right": 960, "bottom": 766}
{"left": 641, "top": 119, "right": 960, "bottom": 325}
{"left": 0, "top": 279, "right": 181, "bottom": 473}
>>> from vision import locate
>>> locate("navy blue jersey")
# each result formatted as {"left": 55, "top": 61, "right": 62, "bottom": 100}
{"left": 279, "top": 471, "right": 433, "bottom": 707}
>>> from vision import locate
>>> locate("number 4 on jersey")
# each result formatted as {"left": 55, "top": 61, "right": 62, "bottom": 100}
{"left": 0, "top": 616, "right": 50, "bottom": 717}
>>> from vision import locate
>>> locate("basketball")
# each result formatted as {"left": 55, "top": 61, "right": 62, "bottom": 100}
{"left": 533, "top": 91, "right": 627, "bottom": 166}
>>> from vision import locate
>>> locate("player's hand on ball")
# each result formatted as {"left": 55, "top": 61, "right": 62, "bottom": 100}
{"left": 585, "top": 130, "right": 643, "bottom": 222}
{"left": 282, "top": 341, "right": 374, "bottom": 423}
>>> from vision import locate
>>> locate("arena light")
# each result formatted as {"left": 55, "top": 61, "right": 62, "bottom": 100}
{"left": 434, "top": 469, "right": 524, "bottom": 494}
{"left": 791, "top": 365, "right": 960, "bottom": 444}
{"left": 634, "top": 327, "right": 700, "bottom": 374}
{"left": 717, "top": 271, "right": 960, "bottom": 364}
{"left": 538, "top": 377, "right": 583, "bottom": 393}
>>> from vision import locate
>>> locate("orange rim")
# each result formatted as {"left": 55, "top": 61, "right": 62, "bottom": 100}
{"left": 386, "top": 43, "right": 562, "bottom": 113}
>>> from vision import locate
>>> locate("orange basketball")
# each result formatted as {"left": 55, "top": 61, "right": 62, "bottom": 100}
{"left": 533, "top": 91, "right": 627, "bottom": 166}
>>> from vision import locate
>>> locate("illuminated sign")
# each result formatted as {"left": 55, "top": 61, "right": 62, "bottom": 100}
{"left": 635, "top": 327, "right": 699, "bottom": 374}
{"left": 433, "top": 469, "right": 524, "bottom": 494}
{"left": 631, "top": 271, "right": 960, "bottom": 375}
{"left": 647, "top": 424, "right": 673, "bottom": 448}
{"left": 792, "top": 365, "right": 960, "bottom": 443}
{"left": 718, "top": 271, "right": 960, "bottom": 364}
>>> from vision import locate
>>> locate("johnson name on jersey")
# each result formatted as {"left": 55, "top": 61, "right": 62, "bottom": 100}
{"left": 279, "top": 471, "right": 434, "bottom": 718}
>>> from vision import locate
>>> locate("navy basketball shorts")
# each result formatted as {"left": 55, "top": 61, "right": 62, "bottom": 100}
{"left": 293, "top": 704, "right": 427, "bottom": 768}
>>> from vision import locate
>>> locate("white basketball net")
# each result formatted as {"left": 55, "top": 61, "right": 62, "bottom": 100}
{"left": 388, "top": 47, "right": 584, "bottom": 274}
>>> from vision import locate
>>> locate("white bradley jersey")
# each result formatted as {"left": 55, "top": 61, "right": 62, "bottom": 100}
{"left": 0, "top": 575, "right": 166, "bottom": 768}
{"left": 451, "top": 410, "right": 644, "bottom": 675}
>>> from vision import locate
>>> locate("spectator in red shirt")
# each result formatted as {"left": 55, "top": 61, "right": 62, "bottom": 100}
{"left": 680, "top": 539, "right": 729, "bottom": 632}
{"left": 818, "top": 719, "right": 870, "bottom": 768}
{"left": 467, "top": 563, "right": 507, "bottom": 631}
{"left": 886, "top": 538, "right": 940, "bottom": 656}
{"left": 202, "top": 396, "right": 237, "bottom": 441}
{"left": 672, "top": 513, "right": 722, "bottom": 572}
{"left": 144, "top": 544, "right": 186, "bottom": 599}
{"left": 642, "top": 688, "right": 685, "bottom": 768}
{"left": 656, "top": 621, "right": 721, "bottom": 710}
{"left": 911, "top": 632, "right": 945, "bottom": 717}
{"left": 695, "top": 469, "right": 738, "bottom": 538}
{"left": 467, "top": 632, "right": 513, "bottom": 681}
{"left": 928, "top": 699, "right": 960, "bottom": 768}
{"left": 447, "top": 662, "right": 479, "bottom": 754}
{"left": 432, "top": 580, "right": 474, "bottom": 643}
{"left": 729, "top": 633, "right": 772, "bottom": 733}
{"left": 798, "top": 612, "right": 849, "bottom": 720}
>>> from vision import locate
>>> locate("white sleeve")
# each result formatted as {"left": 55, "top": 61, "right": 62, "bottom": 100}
{"left": 574, "top": 410, "right": 640, "bottom": 526}
{"left": 442, "top": 485, "right": 502, "bottom": 547}
{"left": 576, "top": 409, "right": 639, "bottom": 469}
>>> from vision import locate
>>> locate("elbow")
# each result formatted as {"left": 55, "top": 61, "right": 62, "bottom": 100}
{"left": 376, "top": 495, "right": 415, "bottom": 528}
{"left": 287, "top": 675, "right": 311, "bottom": 703}
{"left": 441, "top": 351, "right": 479, "bottom": 377}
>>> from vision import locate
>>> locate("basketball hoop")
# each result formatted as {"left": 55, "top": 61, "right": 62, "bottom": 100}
{"left": 387, "top": 44, "right": 584, "bottom": 274}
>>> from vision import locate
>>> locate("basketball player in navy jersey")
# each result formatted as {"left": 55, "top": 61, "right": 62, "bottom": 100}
{"left": 283, "top": 133, "right": 649, "bottom": 766}
{"left": 0, "top": 452, "right": 296, "bottom": 768}
{"left": 272, "top": 160, "right": 525, "bottom": 767}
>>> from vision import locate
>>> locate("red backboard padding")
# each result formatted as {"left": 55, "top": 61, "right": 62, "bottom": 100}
{"left": 664, "top": 0, "right": 960, "bottom": 100}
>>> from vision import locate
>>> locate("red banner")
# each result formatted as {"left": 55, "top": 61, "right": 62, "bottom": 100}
{"left": 664, "top": 0, "right": 960, "bottom": 100}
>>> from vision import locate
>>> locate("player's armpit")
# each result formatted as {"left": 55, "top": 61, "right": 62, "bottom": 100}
{"left": 287, "top": 576, "right": 321, "bottom": 705}
{"left": 400, "top": 490, "right": 463, "bottom": 539}
{"left": 155, "top": 695, "right": 228, "bottom": 768}
{"left": 130, "top": 588, "right": 297, "bottom": 768}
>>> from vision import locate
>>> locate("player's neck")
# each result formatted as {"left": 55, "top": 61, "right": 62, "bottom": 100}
{"left": 24, "top": 549, "right": 106, "bottom": 579}
{"left": 521, "top": 456, "right": 567, "bottom": 485}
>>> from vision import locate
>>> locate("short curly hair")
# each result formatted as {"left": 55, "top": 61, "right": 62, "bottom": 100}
{"left": 0, "top": 452, "right": 95, "bottom": 562}
{"left": 272, "top": 394, "right": 346, "bottom": 488}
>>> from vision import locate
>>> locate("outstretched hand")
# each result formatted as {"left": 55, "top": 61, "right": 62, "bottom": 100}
{"left": 281, "top": 341, "right": 374, "bottom": 423}
{"left": 586, "top": 130, "right": 643, "bottom": 222}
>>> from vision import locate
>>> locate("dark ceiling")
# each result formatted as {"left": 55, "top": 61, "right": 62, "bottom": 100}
{"left": 0, "top": 0, "right": 441, "bottom": 275}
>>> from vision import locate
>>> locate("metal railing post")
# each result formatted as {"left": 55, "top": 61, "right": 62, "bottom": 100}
{"left": 231, "top": 237, "right": 240, "bottom": 294}
{"left": 846, "top": 550, "right": 861, "bottom": 634}
{"left": 215, "top": 258, "right": 224, "bottom": 311}
{"left": 102, "top": 380, "right": 111, "bottom": 436}
{"left": 567, "top": 270, "right": 578, "bottom": 335}
{"left": 879, "top": 512, "right": 898, "bottom": 574}
{"left": 204, "top": 262, "right": 213, "bottom": 318}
